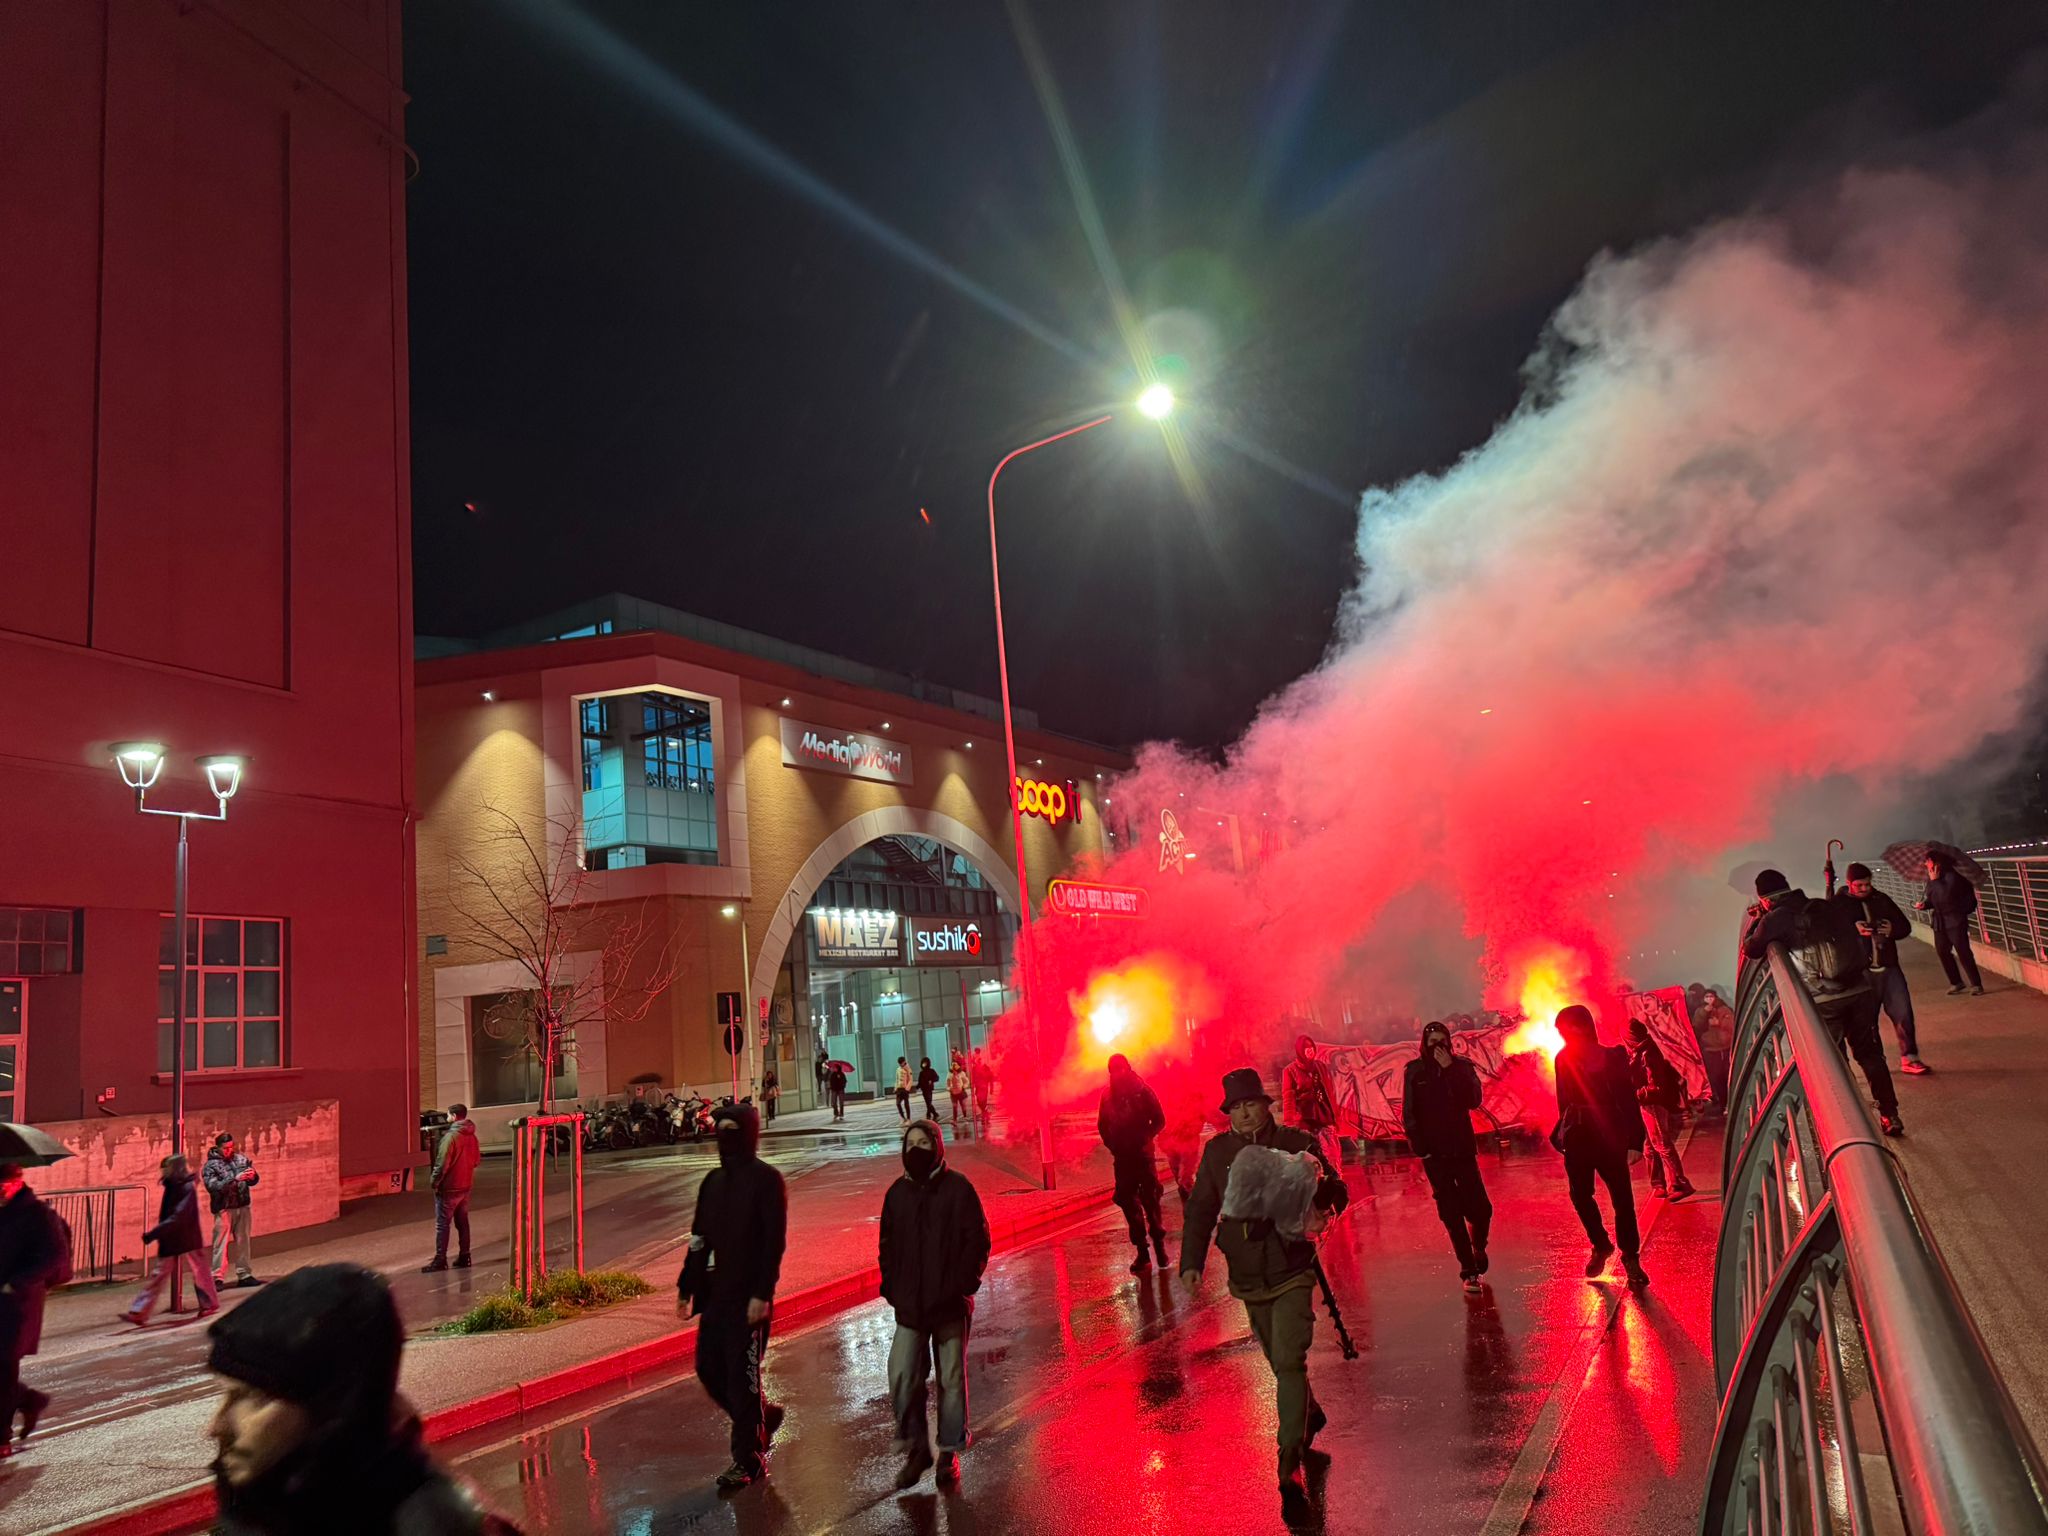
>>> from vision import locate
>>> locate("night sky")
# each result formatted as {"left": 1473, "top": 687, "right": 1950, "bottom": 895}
{"left": 404, "top": 0, "right": 2045, "bottom": 750}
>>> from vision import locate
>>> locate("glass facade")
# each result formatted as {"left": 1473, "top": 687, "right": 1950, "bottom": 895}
{"left": 578, "top": 691, "right": 719, "bottom": 869}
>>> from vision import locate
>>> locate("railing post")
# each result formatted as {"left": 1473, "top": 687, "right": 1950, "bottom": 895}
{"left": 2018, "top": 863, "right": 2045, "bottom": 963}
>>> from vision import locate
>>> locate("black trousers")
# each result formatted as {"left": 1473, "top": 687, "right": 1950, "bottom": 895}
{"left": 1818, "top": 990, "right": 1898, "bottom": 1118}
{"left": 1933, "top": 921, "right": 1983, "bottom": 989}
{"left": 1563, "top": 1143, "right": 1641, "bottom": 1257}
{"left": 1111, "top": 1149, "right": 1165, "bottom": 1248}
{"left": 696, "top": 1306, "right": 773, "bottom": 1470}
{"left": 1422, "top": 1153, "right": 1493, "bottom": 1273}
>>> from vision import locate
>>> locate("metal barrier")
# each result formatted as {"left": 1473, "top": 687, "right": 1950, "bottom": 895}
{"left": 1867, "top": 854, "right": 2048, "bottom": 965}
{"left": 43, "top": 1184, "right": 130, "bottom": 1285}
{"left": 1701, "top": 945, "right": 2048, "bottom": 1534}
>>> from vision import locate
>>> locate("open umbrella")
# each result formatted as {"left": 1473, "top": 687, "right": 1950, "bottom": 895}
{"left": 826, "top": 1060, "right": 855, "bottom": 1074}
{"left": 1881, "top": 840, "right": 1987, "bottom": 887}
{"left": 0, "top": 1123, "right": 75, "bottom": 1168}
{"left": 1727, "top": 861, "right": 1776, "bottom": 897}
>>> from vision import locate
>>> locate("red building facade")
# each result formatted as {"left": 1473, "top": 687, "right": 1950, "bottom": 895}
{"left": 0, "top": 0, "right": 417, "bottom": 1204}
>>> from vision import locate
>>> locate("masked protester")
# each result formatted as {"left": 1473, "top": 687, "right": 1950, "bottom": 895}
{"left": 1843, "top": 863, "right": 1927, "bottom": 1073}
{"left": 0, "top": 1163, "right": 62, "bottom": 1456}
{"left": 1281, "top": 1034, "right": 1342, "bottom": 1170}
{"left": 879, "top": 1119, "right": 990, "bottom": 1489}
{"left": 1180, "top": 1069, "right": 1348, "bottom": 1521}
{"left": 1402, "top": 1022, "right": 1492, "bottom": 1293}
{"left": 676, "top": 1104, "right": 788, "bottom": 1491}
{"left": 206, "top": 1263, "right": 519, "bottom": 1534}
{"left": 1097, "top": 1054, "right": 1170, "bottom": 1273}
{"left": 1552, "top": 1006, "right": 1649, "bottom": 1289}
{"left": 1626, "top": 1019, "right": 1693, "bottom": 1201}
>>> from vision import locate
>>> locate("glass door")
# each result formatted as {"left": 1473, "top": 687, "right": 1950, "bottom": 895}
{"left": 0, "top": 980, "right": 25, "bottom": 1123}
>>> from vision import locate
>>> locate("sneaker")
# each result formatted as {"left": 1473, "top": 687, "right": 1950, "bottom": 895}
{"left": 1152, "top": 1232, "right": 1170, "bottom": 1268}
{"left": 895, "top": 1444, "right": 934, "bottom": 1490}
{"left": 1129, "top": 1251, "right": 1153, "bottom": 1275}
{"left": 235, "top": 1276, "right": 264, "bottom": 1288}
{"left": 1584, "top": 1242, "right": 1615, "bottom": 1279}
{"left": 1650, "top": 1184, "right": 1668, "bottom": 1201}
{"left": 1472, "top": 1240, "right": 1489, "bottom": 1275}
{"left": 935, "top": 1450, "right": 960, "bottom": 1485}
{"left": 1462, "top": 1273, "right": 1483, "bottom": 1294}
{"left": 1900, "top": 1057, "right": 1930, "bottom": 1075}
{"left": 1880, "top": 1113, "right": 1906, "bottom": 1138}
{"left": 195, "top": 1305, "right": 219, "bottom": 1319}
{"left": 1622, "top": 1257, "right": 1650, "bottom": 1290}
{"left": 1279, "top": 1473, "right": 1312, "bottom": 1524}
{"left": 1305, "top": 1402, "right": 1327, "bottom": 1447}
{"left": 452, "top": 1256, "right": 472, "bottom": 1269}
{"left": 1670, "top": 1180, "right": 1696, "bottom": 1200}
{"left": 715, "top": 1460, "right": 760, "bottom": 1492}
{"left": 17, "top": 1389, "right": 49, "bottom": 1444}
{"left": 420, "top": 1259, "right": 448, "bottom": 1273}
{"left": 764, "top": 1404, "right": 786, "bottom": 1448}
{"left": 1947, "top": 985, "right": 1967, "bottom": 995}
{"left": 1969, "top": 985, "right": 1985, "bottom": 996}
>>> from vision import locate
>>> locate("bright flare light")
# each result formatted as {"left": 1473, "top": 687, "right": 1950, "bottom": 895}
{"left": 1502, "top": 945, "right": 1588, "bottom": 1063}
{"left": 1136, "top": 383, "right": 1175, "bottom": 420}
{"left": 1090, "top": 999, "right": 1130, "bottom": 1046}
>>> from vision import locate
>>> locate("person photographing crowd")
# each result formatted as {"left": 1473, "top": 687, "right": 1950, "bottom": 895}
{"left": 1844, "top": 862, "right": 1928, "bottom": 1074}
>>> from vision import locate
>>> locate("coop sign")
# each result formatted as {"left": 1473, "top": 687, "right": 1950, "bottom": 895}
{"left": 780, "top": 717, "right": 913, "bottom": 786}
{"left": 1014, "top": 776, "right": 1078, "bottom": 826}
{"left": 808, "top": 907, "right": 903, "bottom": 964}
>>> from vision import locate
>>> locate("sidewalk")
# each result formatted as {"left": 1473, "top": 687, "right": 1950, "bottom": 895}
{"left": 3, "top": 1123, "right": 1114, "bottom": 1536}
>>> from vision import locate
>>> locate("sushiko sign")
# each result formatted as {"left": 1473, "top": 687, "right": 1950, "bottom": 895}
{"left": 779, "top": 717, "right": 912, "bottom": 786}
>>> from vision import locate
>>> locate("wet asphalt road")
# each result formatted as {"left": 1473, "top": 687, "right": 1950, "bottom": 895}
{"left": 435, "top": 1140, "right": 1718, "bottom": 1536}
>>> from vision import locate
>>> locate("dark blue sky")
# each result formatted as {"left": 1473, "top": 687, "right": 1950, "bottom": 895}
{"left": 405, "top": 0, "right": 2044, "bottom": 748}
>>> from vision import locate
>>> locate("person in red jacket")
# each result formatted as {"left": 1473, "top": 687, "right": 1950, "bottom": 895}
{"left": 422, "top": 1105, "right": 482, "bottom": 1273}
{"left": 1280, "top": 1034, "right": 1342, "bottom": 1170}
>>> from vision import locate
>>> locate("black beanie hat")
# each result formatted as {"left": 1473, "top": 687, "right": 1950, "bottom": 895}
{"left": 1755, "top": 868, "right": 1791, "bottom": 898}
{"left": 207, "top": 1263, "right": 403, "bottom": 1421}
{"left": 1846, "top": 862, "right": 1872, "bottom": 882}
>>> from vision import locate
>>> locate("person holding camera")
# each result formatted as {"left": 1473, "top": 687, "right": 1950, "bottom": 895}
{"left": 1179, "top": 1068, "right": 1348, "bottom": 1522}
{"left": 1844, "top": 863, "right": 1927, "bottom": 1073}
{"left": 1402, "top": 1021, "right": 1492, "bottom": 1293}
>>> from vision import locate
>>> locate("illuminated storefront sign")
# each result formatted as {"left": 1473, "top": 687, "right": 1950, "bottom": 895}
{"left": 780, "top": 717, "right": 913, "bottom": 786}
{"left": 1014, "top": 776, "right": 1078, "bottom": 826}
{"left": 808, "top": 908, "right": 903, "bottom": 964}
{"left": 1046, "top": 880, "right": 1150, "bottom": 919}
{"left": 910, "top": 917, "right": 985, "bottom": 960}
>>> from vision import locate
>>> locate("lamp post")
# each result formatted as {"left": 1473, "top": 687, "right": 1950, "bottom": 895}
{"left": 110, "top": 744, "right": 246, "bottom": 1160}
{"left": 722, "top": 903, "right": 754, "bottom": 1102}
{"left": 987, "top": 387, "right": 1174, "bottom": 1191}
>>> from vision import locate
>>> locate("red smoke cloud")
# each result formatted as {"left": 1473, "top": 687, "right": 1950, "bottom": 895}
{"left": 994, "top": 137, "right": 2048, "bottom": 1133}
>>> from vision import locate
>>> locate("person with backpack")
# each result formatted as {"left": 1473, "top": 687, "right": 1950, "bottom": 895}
{"left": 1097, "top": 1054, "right": 1171, "bottom": 1273}
{"left": 0, "top": 1164, "right": 65, "bottom": 1455}
{"left": 1917, "top": 849, "right": 1985, "bottom": 997}
{"left": 1626, "top": 1019, "right": 1694, "bottom": 1201}
{"left": 202, "top": 1131, "right": 263, "bottom": 1288}
{"left": 1552, "top": 1006, "right": 1650, "bottom": 1289}
{"left": 1743, "top": 869, "right": 1902, "bottom": 1136}
{"left": 1844, "top": 862, "right": 1928, "bottom": 1073}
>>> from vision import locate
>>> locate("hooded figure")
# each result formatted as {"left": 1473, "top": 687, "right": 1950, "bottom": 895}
{"left": 206, "top": 1264, "right": 518, "bottom": 1535}
{"left": 677, "top": 1103, "right": 788, "bottom": 1491}
{"left": 0, "top": 1164, "right": 61, "bottom": 1454}
{"left": 879, "top": 1118, "right": 990, "bottom": 1489}
{"left": 126, "top": 1155, "right": 219, "bottom": 1324}
{"left": 1402, "top": 1021, "right": 1493, "bottom": 1290}
{"left": 1097, "top": 1054, "right": 1170, "bottom": 1272}
{"left": 1552, "top": 1006, "right": 1649, "bottom": 1288}
{"left": 1280, "top": 1034, "right": 1341, "bottom": 1170}
{"left": 1626, "top": 1019, "right": 1693, "bottom": 1201}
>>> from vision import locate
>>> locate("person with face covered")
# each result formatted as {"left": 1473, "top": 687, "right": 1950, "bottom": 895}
{"left": 205, "top": 1263, "right": 519, "bottom": 1534}
{"left": 1281, "top": 1033, "right": 1343, "bottom": 1169}
{"left": 1552, "top": 1006, "right": 1650, "bottom": 1289}
{"left": 1402, "top": 1021, "right": 1493, "bottom": 1292}
{"left": 1098, "top": 1053, "right": 1171, "bottom": 1272}
{"left": 676, "top": 1103, "right": 788, "bottom": 1491}
{"left": 879, "top": 1119, "right": 990, "bottom": 1488}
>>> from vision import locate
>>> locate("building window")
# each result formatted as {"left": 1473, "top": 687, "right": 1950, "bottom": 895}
{"left": 468, "top": 989, "right": 577, "bottom": 1108}
{"left": 576, "top": 689, "right": 720, "bottom": 869}
{"left": 0, "top": 908, "right": 79, "bottom": 976}
{"left": 580, "top": 698, "right": 612, "bottom": 791}
{"left": 158, "top": 916, "right": 285, "bottom": 1072}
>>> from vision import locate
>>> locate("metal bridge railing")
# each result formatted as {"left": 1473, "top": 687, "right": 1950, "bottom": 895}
{"left": 1867, "top": 854, "right": 2048, "bottom": 965}
{"left": 1701, "top": 945, "right": 2048, "bottom": 1535}
{"left": 42, "top": 1184, "right": 130, "bottom": 1285}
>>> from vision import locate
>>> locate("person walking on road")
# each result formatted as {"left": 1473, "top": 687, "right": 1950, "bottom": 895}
{"left": 826, "top": 1060, "right": 848, "bottom": 1121}
{"left": 1552, "top": 1006, "right": 1651, "bottom": 1289}
{"left": 1098, "top": 1054, "right": 1171, "bottom": 1273}
{"left": 422, "top": 1105, "right": 481, "bottom": 1273}
{"left": 1744, "top": 869, "right": 1904, "bottom": 1136}
{"left": 676, "top": 1103, "right": 788, "bottom": 1492}
{"left": 880, "top": 1118, "right": 991, "bottom": 1489}
{"left": 1696, "top": 990, "right": 1737, "bottom": 1108}
{"left": 1402, "top": 1021, "right": 1492, "bottom": 1293}
{"left": 895, "top": 1058, "right": 914, "bottom": 1122}
{"left": 969, "top": 1050, "right": 994, "bottom": 1128}
{"left": 0, "top": 1164, "right": 62, "bottom": 1456}
{"left": 1917, "top": 850, "right": 1985, "bottom": 997}
{"left": 125, "top": 1154, "right": 218, "bottom": 1324}
{"left": 1281, "top": 1033, "right": 1343, "bottom": 1170}
{"left": 206, "top": 1263, "right": 521, "bottom": 1534}
{"left": 917, "top": 1057, "right": 940, "bottom": 1120}
{"left": 1626, "top": 1020, "right": 1694, "bottom": 1201}
{"left": 1180, "top": 1068, "right": 1349, "bottom": 1521}
{"left": 203, "top": 1132, "right": 262, "bottom": 1288}
{"left": 946, "top": 1054, "right": 970, "bottom": 1131}
{"left": 1844, "top": 863, "right": 1927, "bottom": 1073}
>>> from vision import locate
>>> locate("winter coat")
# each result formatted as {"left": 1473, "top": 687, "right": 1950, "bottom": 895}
{"left": 144, "top": 1170, "right": 206, "bottom": 1256}
{"left": 1553, "top": 1042, "right": 1645, "bottom": 1158}
{"left": 917, "top": 1064, "right": 940, "bottom": 1095}
{"left": 1922, "top": 870, "right": 1979, "bottom": 936}
{"left": 1401, "top": 1049, "right": 1483, "bottom": 1160}
{"left": 1696, "top": 999, "right": 1737, "bottom": 1052}
{"left": 1628, "top": 1036, "right": 1684, "bottom": 1111}
{"left": 879, "top": 1121, "right": 991, "bottom": 1332}
{"left": 1742, "top": 889, "right": 1872, "bottom": 1001}
{"left": 431, "top": 1121, "right": 481, "bottom": 1196}
{"left": 0, "top": 1183, "right": 62, "bottom": 1357}
{"left": 204, "top": 1148, "right": 259, "bottom": 1213}
{"left": 1097, "top": 1072, "right": 1166, "bottom": 1162}
{"left": 1180, "top": 1117, "right": 1346, "bottom": 1299}
{"left": 1844, "top": 890, "right": 1914, "bottom": 971}
{"left": 676, "top": 1105, "right": 786, "bottom": 1315}
{"left": 1281, "top": 1052, "right": 1339, "bottom": 1131}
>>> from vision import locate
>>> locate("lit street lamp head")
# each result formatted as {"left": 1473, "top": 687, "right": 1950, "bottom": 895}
{"left": 1136, "top": 383, "right": 1175, "bottom": 420}
{"left": 110, "top": 741, "right": 167, "bottom": 791}
{"left": 198, "top": 755, "right": 246, "bottom": 802}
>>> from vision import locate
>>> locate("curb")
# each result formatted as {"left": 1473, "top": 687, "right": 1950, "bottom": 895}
{"left": 47, "top": 1181, "right": 1115, "bottom": 1536}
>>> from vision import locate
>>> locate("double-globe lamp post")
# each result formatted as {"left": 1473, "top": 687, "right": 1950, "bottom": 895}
{"left": 110, "top": 743, "right": 246, "bottom": 1161}
{"left": 988, "top": 383, "right": 1174, "bottom": 1191}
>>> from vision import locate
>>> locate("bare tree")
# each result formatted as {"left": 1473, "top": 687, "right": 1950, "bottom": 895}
{"left": 446, "top": 804, "right": 682, "bottom": 1114}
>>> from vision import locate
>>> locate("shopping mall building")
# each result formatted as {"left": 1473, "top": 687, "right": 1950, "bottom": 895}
{"left": 415, "top": 595, "right": 1130, "bottom": 1141}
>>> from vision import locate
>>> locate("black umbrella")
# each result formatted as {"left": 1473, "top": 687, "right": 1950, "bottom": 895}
{"left": 0, "top": 1123, "right": 75, "bottom": 1168}
{"left": 1881, "top": 840, "right": 1987, "bottom": 887}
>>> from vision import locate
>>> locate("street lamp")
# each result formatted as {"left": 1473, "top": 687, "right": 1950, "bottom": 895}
{"left": 110, "top": 743, "right": 246, "bottom": 1159}
{"left": 986, "top": 389, "right": 1173, "bottom": 1190}
{"left": 722, "top": 902, "right": 754, "bottom": 1103}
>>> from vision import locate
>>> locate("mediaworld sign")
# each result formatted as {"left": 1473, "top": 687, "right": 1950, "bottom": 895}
{"left": 1046, "top": 879, "right": 1150, "bottom": 919}
{"left": 808, "top": 907, "right": 904, "bottom": 965}
{"left": 779, "top": 717, "right": 912, "bottom": 786}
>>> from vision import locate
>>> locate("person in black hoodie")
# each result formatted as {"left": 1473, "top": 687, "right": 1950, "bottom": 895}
{"left": 1843, "top": 864, "right": 1925, "bottom": 1072}
{"left": 206, "top": 1263, "right": 519, "bottom": 1535}
{"left": 1552, "top": 1006, "right": 1649, "bottom": 1289}
{"left": 1626, "top": 1019, "right": 1693, "bottom": 1201}
{"left": 1402, "top": 1021, "right": 1492, "bottom": 1293}
{"left": 124, "top": 1154, "right": 219, "bottom": 1324}
{"left": 879, "top": 1118, "right": 990, "bottom": 1489}
{"left": 676, "top": 1102, "right": 787, "bottom": 1491}
{"left": 1917, "top": 849, "right": 1984, "bottom": 996}
{"left": 1097, "top": 1054, "right": 1170, "bottom": 1274}
{"left": 0, "top": 1164, "right": 61, "bottom": 1456}
{"left": 917, "top": 1057, "right": 940, "bottom": 1119}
